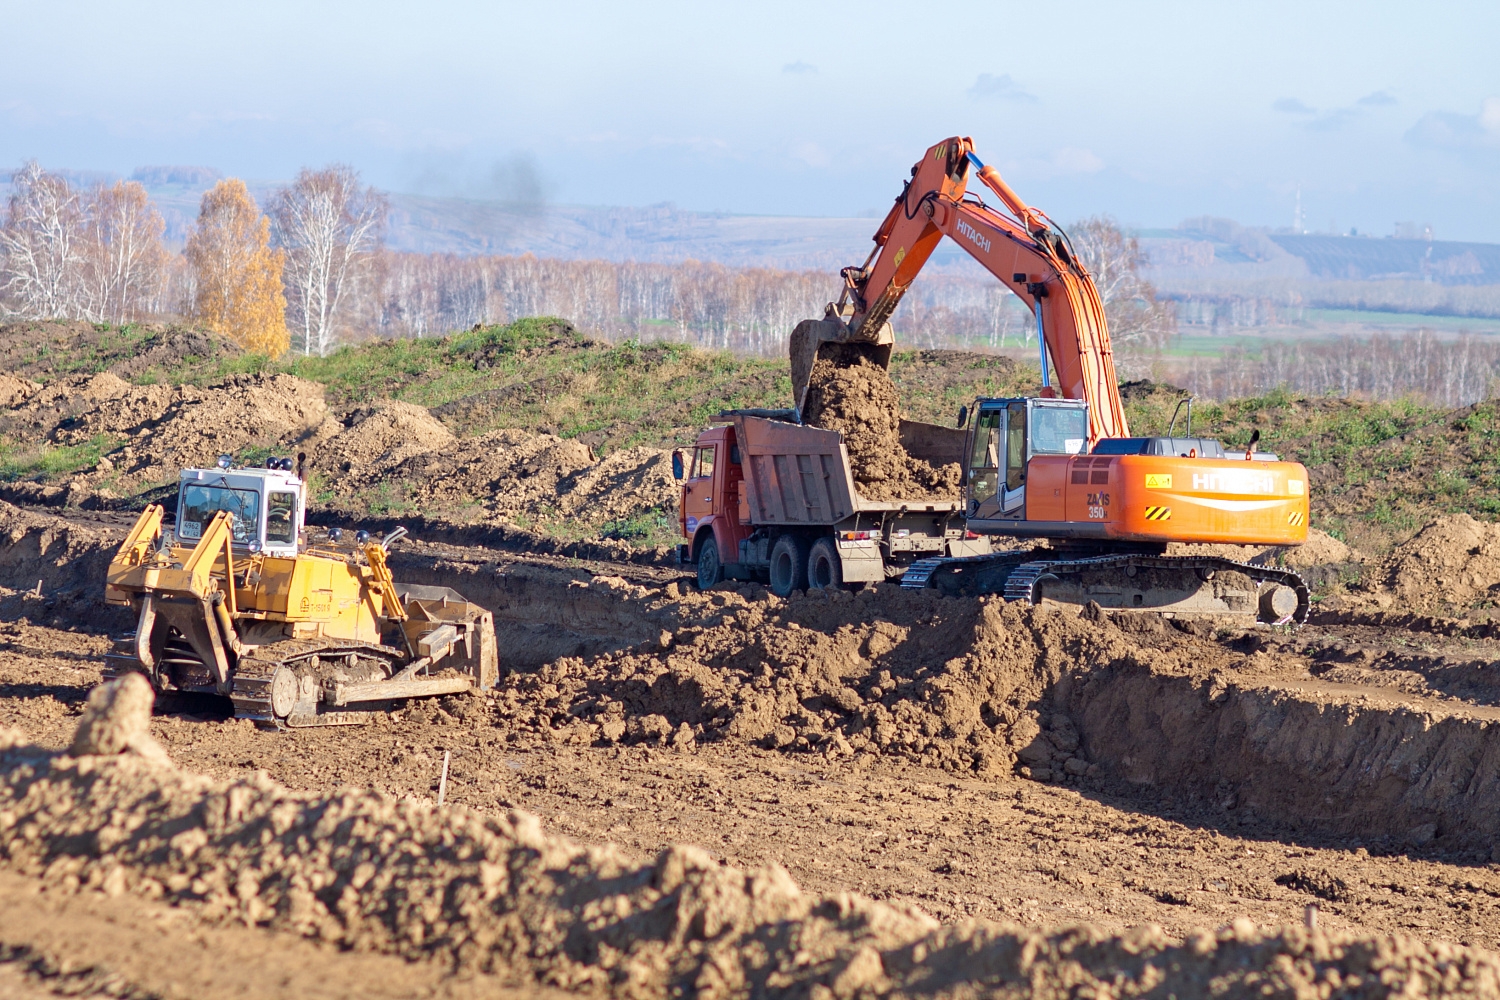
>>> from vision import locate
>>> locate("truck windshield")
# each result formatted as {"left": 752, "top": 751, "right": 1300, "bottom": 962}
{"left": 1031, "top": 407, "right": 1088, "bottom": 455}
{"left": 179, "top": 484, "right": 260, "bottom": 543}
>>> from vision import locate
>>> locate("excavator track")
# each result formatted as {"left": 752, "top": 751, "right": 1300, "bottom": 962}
{"left": 903, "top": 551, "right": 1309, "bottom": 625}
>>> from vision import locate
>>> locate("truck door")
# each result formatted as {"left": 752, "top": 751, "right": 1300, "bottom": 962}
{"left": 682, "top": 443, "right": 716, "bottom": 536}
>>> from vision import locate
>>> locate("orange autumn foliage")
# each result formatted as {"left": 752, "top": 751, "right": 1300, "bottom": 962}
{"left": 184, "top": 179, "right": 289, "bottom": 357}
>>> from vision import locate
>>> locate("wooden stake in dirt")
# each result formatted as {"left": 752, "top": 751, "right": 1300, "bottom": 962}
{"left": 1305, "top": 903, "right": 1318, "bottom": 930}
{"left": 437, "top": 750, "right": 451, "bottom": 806}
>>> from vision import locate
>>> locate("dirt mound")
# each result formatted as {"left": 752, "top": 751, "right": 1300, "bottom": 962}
{"left": 1370, "top": 514, "right": 1500, "bottom": 612}
{"left": 557, "top": 444, "right": 678, "bottom": 523}
{"left": 0, "top": 502, "right": 120, "bottom": 592}
{"left": 802, "top": 346, "right": 960, "bottom": 501}
{"left": 0, "top": 504, "right": 134, "bottom": 629}
{"left": 0, "top": 372, "right": 336, "bottom": 494}
{"left": 321, "top": 424, "right": 677, "bottom": 532}
{"left": 0, "top": 374, "right": 39, "bottom": 408}
{"left": 1169, "top": 528, "right": 1362, "bottom": 571}
{"left": 2, "top": 732, "right": 1496, "bottom": 998}
{"left": 311, "top": 401, "right": 456, "bottom": 476}
{"left": 108, "top": 328, "right": 238, "bottom": 381}
{"left": 477, "top": 584, "right": 1189, "bottom": 782}
{"left": 1283, "top": 527, "right": 1360, "bottom": 567}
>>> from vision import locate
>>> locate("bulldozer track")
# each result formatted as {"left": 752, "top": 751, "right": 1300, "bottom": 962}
{"left": 229, "top": 640, "right": 406, "bottom": 728}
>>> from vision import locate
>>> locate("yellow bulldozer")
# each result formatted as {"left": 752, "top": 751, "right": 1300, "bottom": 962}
{"left": 105, "top": 455, "right": 497, "bottom": 727}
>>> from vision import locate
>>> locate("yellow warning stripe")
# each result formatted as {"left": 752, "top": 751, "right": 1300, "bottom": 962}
{"left": 1287, "top": 510, "right": 1304, "bottom": 526}
{"left": 1144, "top": 506, "right": 1172, "bottom": 521}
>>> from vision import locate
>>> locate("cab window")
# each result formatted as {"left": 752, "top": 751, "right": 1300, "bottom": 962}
{"left": 179, "top": 484, "right": 260, "bottom": 543}
{"left": 265, "top": 491, "right": 297, "bottom": 544}
{"left": 1031, "top": 406, "right": 1088, "bottom": 456}
{"left": 967, "top": 411, "right": 1002, "bottom": 504}
{"left": 691, "top": 445, "right": 716, "bottom": 480}
{"left": 1006, "top": 403, "right": 1027, "bottom": 491}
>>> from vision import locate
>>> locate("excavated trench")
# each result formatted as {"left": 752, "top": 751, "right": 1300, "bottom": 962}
{"left": 1062, "top": 655, "right": 1500, "bottom": 854}
{"left": 4, "top": 501, "right": 1499, "bottom": 861}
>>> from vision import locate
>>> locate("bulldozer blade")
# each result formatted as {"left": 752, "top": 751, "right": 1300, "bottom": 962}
{"left": 790, "top": 317, "right": 895, "bottom": 418}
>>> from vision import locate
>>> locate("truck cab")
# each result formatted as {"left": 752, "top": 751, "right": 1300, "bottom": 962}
{"left": 676, "top": 423, "right": 751, "bottom": 579}
{"left": 176, "top": 456, "right": 306, "bottom": 559}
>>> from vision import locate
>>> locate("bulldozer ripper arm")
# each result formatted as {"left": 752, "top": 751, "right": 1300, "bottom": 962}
{"left": 161, "top": 509, "right": 238, "bottom": 614}
{"left": 105, "top": 505, "right": 165, "bottom": 606}
{"left": 838, "top": 137, "right": 1129, "bottom": 444}
{"left": 363, "top": 543, "right": 407, "bottom": 623}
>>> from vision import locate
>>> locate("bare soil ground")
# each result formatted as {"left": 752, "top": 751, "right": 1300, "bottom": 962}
{"left": 5, "top": 501, "right": 1500, "bottom": 996}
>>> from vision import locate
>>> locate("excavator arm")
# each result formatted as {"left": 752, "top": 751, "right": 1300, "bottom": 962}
{"left": 803, "top": 136, "right": 1129, "bottom": 444}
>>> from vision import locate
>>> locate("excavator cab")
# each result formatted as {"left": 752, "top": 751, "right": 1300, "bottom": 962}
{"left": 963, "top": 398, "right": 1088, "bottom": 521}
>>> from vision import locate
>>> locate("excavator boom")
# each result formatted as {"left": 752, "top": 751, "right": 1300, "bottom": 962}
{"left": 799, "top": 137, "right": 1127, "bottom": 443}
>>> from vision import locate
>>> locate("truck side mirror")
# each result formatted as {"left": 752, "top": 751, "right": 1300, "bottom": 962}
{"left": 955, "top": 405, "right": 969, "bottom": 428}
{"left": 671, "top": 451, "right": 685, "bottom": 480}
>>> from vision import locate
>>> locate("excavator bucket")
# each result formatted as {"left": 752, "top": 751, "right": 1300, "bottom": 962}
{"left": 789, "top": 315, "right": 895, "bottom": 417}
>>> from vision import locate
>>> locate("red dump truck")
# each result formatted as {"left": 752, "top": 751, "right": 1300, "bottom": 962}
{"left": 674, "top": 411, "right": 990, "bottom": 595}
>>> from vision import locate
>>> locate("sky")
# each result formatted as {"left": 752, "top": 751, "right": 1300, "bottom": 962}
{"left": 3, "top": 0, "right": 1499, "bottom": 241}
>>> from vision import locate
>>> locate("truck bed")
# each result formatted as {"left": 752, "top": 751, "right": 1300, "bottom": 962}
{"left": 732, "top": 416, "right": 965, "bottom": 526}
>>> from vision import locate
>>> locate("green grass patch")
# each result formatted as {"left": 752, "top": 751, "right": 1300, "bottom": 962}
{"left": 0, "top": 434, "right": 121, "bottom": 482}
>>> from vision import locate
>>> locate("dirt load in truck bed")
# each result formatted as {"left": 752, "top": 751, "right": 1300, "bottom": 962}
{"left": 802, "top": 345, "right": 961, "bottom": 501}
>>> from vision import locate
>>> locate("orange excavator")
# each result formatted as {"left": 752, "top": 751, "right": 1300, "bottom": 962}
{"left": 795, "top": 136, "right": 1310, "bottom": 622}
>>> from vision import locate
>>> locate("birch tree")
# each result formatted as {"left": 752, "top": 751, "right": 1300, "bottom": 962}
{"left": 184, "top": 179, "right": 289, "bottom": 356}
{"left": 0, "top": 162, "right": 86, "bottom": 319}
{"left": 1070, "top": 215, "right": 1176, "bottom": 349}
{"left": 80, "top": 180, "right": 169, "bottom": 323}
{"left": 270, "top": 165, "right": 387, "bottom": 356}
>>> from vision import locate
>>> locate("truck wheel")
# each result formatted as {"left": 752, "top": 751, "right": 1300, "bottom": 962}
{"left": 806, "top": 537, "right": 843, "bottom": 591}
{"left": 769, "top": 534, "right": 809, "bottom": 597}
{"left": 697, "top": 536, "right": 724, "bottom": 590}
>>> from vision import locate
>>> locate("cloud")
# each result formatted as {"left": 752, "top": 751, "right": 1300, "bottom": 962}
{"left": 782, "top": 61, "right": 817, "bottom": 75}
{"left": 1272, "top": 97, "right": 1316, "bottom": 115}
{"left": 1405, "top": 97, "right": 1500, "bottom": 151}
{"left": 1357, "top": 90, "right": 1397, "bottom": 107}
{"left": 1308, "top": 108, "right": 1359, "bottom": 132}
{"left": 1050, "top": 147, "right": 1103, "bottom": 174}
{"left": 790, "top": 141, "right": 831, "bottom": 169}
{"left": 968, "top": 73, "right": 1038, "bottom": 103}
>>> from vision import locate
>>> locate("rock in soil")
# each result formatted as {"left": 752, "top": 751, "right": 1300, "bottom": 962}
{"left": 70, "top": 673, "right": 170, "bottom": 765}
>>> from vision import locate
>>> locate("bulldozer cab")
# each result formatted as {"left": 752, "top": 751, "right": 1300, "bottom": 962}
{"left": 177, "top": 463, "right": 304, "bottom": 559}
{"left": 963, "top": 398, "right": 1088, "bottom": 519}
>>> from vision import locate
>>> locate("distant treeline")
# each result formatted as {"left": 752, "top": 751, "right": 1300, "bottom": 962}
{"left": 1, "top": 162, "right": 1170, "bottom": 357}
{"left": 371, "top": 252, "right": 1063, "bottom": 355}
{"left": 1159, "top": 278, "right": 1500, "bottom": 330}
{"left": 1174, "top": 331, "right": 1500, "bottom": 408}
{"left": 371, "top": 217, "right": 1175, "bottom": 356}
